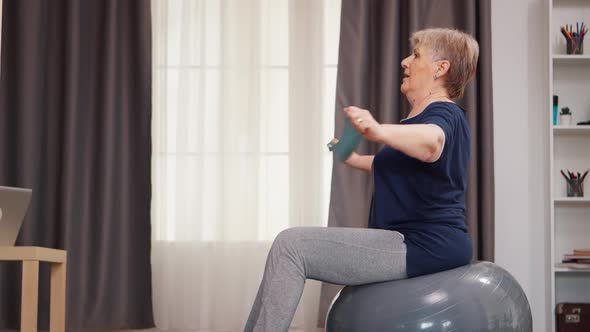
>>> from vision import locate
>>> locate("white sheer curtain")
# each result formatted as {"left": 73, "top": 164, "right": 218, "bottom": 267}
{"left": 151, "top": 0, "right": 341, "bottom": 330}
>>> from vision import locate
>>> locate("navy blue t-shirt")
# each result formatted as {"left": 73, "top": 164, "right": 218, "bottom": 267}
{"left": 368, "top": 101, "right": 472, "bottom": 277}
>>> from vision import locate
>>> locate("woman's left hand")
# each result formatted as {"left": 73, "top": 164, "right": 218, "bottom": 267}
{"left": 344, "top": 106, "right": 383, "bottom": 143}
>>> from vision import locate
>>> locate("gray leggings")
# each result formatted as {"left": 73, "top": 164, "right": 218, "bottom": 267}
{"left": 244, "top": 226, "right": 408, "bottom": 332}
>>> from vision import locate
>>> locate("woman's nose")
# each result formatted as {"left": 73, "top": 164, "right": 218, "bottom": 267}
{"left": 401, "top": 56, "right": 410, "bottom": 69}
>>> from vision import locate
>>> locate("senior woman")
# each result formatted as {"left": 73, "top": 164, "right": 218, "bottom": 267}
{"left": 244, "top": 28, "right": 480, "bottom": 332}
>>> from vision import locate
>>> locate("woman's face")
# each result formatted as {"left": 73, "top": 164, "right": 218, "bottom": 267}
{"left": 400, "top": 44, "right": 438, "bottom": 96}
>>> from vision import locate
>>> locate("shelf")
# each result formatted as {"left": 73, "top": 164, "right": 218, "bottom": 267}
{"left": 555, "top": 262, "right": 590, "bottom": 273}
{"left": 553, "top": 126, "right": 590, "bottom": 134}
{"left": 553, "top": 55, "right": 590, "bottom": 64}
{"left": 553, "top": 55, "right": 590, "bottom": 60}
{"left": 554, "top": 197, "right": 590, "bottom": 204}
{"left": 555, "top": 268, "right": 590, "bottom": 273}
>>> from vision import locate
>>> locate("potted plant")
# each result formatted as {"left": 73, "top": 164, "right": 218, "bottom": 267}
{"left": 560, "top": 107, "right": 572, "bottom": 126}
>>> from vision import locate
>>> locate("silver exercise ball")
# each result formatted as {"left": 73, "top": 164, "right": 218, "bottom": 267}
{"left": 326, "top": 261, "right": 532, "bottom": 331}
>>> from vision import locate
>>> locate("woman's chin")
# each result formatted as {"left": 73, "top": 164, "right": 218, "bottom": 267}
{"left": 400, "top": 84, "right": 408, "bottom": 94}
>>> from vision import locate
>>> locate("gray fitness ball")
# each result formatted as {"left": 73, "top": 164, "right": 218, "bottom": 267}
{"left": 326, "top": 261, "right": 532, "bottom": 331}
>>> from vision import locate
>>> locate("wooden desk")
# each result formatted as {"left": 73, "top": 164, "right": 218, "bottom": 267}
{"left": 0, "top": 246, "right": 67, "bottom": 332}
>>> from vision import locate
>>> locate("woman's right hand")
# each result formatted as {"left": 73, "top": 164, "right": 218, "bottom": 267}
{"left": 330, "top": 139, "right": 373, "bottom": 173}
{"left": 331, "top": 138, "right": 354, "bottom": 164}
{"left": 343, "top": 151, "right": 359, "bottom": 166}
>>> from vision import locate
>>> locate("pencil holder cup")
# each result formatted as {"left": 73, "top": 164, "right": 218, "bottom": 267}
{"left": 566, "top": 179, "right": 584, "bottom": 197}
{"left": 566, "top": 39, "right": 584, "bottom": 54}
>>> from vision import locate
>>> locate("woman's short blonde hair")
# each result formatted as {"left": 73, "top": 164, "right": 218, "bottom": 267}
{"left": 411, "top": 28, "right": 479, "bottom": 100}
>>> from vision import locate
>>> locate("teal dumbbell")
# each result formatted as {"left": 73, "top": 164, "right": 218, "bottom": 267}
{"left": 327, "top": 118, "right": 362, "bottom": 161}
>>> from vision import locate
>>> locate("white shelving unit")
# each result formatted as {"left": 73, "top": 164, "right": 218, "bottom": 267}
{"left": 549, "top": 1, "right": 590, "bottom": 331}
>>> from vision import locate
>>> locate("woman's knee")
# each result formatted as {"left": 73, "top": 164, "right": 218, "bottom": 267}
{"left": 272, "top": 227, "right": 307, "bottom": 252}
{"left": 275, "top": 227, "right": 302, "bottom": 244}
{"left": 278, "top": 226, "right": 315, "bottom": 242}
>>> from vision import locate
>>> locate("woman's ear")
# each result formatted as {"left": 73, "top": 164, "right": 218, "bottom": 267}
{"left": 436, "top": 60, "right": 450, "bottom": 77}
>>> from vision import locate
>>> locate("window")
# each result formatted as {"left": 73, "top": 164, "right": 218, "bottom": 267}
{"left": 152, "top": 0, "right": 342, "bottom": 242}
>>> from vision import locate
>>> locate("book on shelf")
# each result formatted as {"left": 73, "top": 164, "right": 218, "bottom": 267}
{"left": 563, "top": 256, "right": 590, "bottom": 261}
{"left": 574, "top": 249, "right": 590, "bottom": 256}
{"left": 562, "top": 250, "right": 590, "bottom": 265}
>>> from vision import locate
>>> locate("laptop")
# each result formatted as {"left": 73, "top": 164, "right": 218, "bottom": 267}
{"left": 0, "top": 186, "right": 32, "bottom": 246}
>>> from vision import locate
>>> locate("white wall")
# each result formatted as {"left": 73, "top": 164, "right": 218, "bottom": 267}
{"left": 492, "top": 0, "right": 550, "bottom": 331}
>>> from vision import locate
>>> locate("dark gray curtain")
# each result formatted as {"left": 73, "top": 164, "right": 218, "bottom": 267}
{"left": 319, "top": 0, "right": 494, "bottom": 324}
{"left": 0, "top": 0, "right": 153, "bottom": 329}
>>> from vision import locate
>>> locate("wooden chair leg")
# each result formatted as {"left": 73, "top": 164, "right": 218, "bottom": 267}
{"left": 21, "top": 260, "right": 39, "bottom": 332}
{"left": 50, "top": 262, "right": 67, "bottom": 332}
